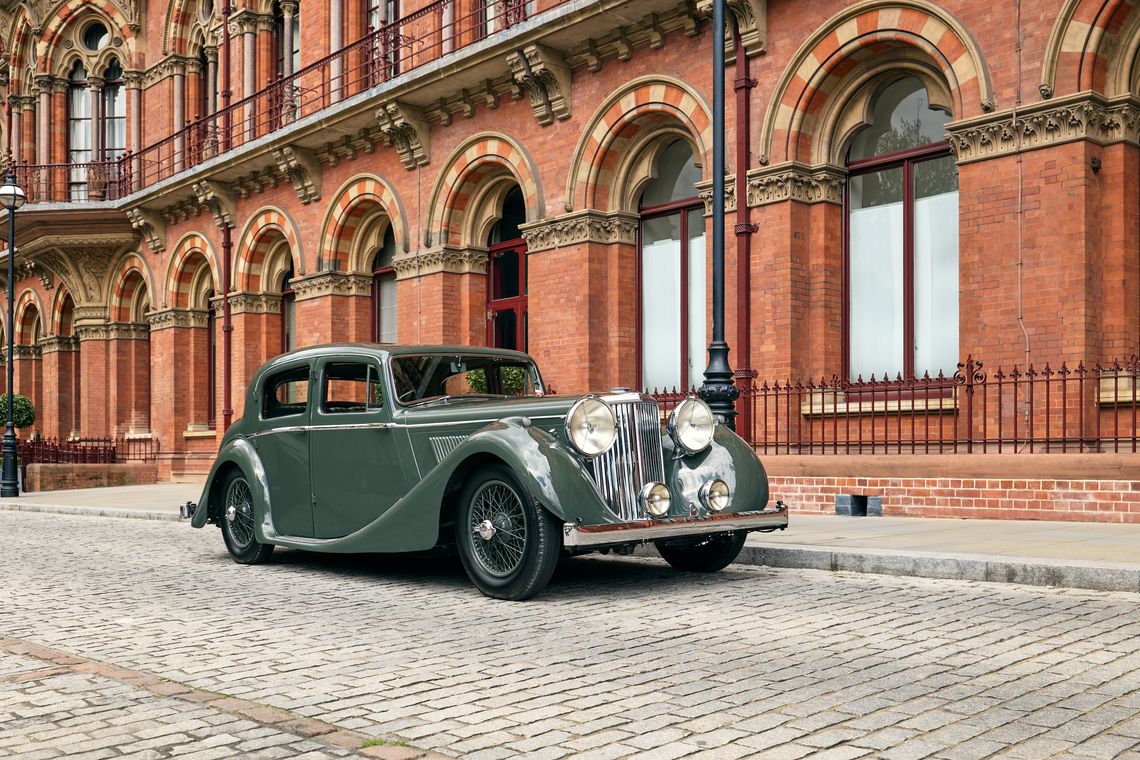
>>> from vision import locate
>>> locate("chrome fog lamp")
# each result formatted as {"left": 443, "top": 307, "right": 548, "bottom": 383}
{"left": 699, "top": 479, "right": 730, "bottom": 512}
{"left": 668, "top": 397, "right": 716, "bottom": 455}
{"left": 639, "top": 482, "right": 671, "bottom": 517}
{"left": 566, "top": 396, "right": 617, "bottom": 457}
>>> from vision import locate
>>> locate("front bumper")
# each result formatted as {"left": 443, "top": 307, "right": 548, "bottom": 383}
{"left": 562, "top": 502, "right": 788, "bottom": 549}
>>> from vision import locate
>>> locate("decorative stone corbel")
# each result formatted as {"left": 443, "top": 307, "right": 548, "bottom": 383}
{"left": 272, "top": 145, "right": 322, "bottom": 204}
{"left": 507, "top": 43, "right": 571, "bottom": 126}
{"left": 192, "top": 180, "right": 237, "bottom": 229}
{"left": 376, "top": 101, "right": 430, "bottom": 169}
{"left": 695, "top": 0, "right": 766, "bottom": 56}
{"left": 126, "top": 208, "right": 167, "bottom": 254}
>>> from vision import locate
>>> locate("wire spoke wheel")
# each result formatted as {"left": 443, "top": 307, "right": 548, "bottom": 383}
{"left": 225, "top": 477, "right": 256, "bottom": 550}
{"left": 468, "top": 480, "right": 528, "bottom": 577}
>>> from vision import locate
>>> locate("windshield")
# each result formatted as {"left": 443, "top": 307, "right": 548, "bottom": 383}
{"left": 390, "top": 354, "right": 545, "bottom": 406}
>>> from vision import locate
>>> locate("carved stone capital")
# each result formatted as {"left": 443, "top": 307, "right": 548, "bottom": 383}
{"left": 106, "top": 322, "right": 152, "bottom": 340}
{"left": 746, "top": 163, "right": 846, "bottom": 206}
{"left": 946, "top": 93, "right": 1140, "bottom": 164}
{"left": 519, "top": 210, "right": 638, "bottom": 253}
{"left": 75, "top": 324, "right": 111, "bottom": 341}
{"left": 226, "top": 291, "right": 281, "bottom": 315}
{"left": 147, "top": 308, "right": 209, "bottom": 330}
{"left": 73, "top": 305, "right": 108, "bottom": 326}
{"left": 695, "top": 177, "right": 737, "bottom": 217}
{"left": 193, "top": 180, "right": 237, "bottom": 229}
{"left": 392, "top": 246, "right": 489, "bottom": 279}
{"left": 290, "top": 272, "right": 372, "bottom": 301}
{"left": 695, "top": 0, "right": 765, "bottom": 56}
{"left": 272, "top": 145, "right": 321, "bottom": 204}
{"left": 507, "top": 43, "right": 571, "bottom": 125}
{"left": 126, "top": 208, "right": 167, "bottom": 254}
{"left": 39, "top": 336, "right": 80, "bottom": 354}
{"left": 376, "top": 101, "right": 430, "bottom": 169}
{"left": 11, "top": 344, "right": 42, "bottom": 360}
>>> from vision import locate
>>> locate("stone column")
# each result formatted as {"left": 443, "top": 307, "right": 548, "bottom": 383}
{"left": 205, "top": 47, "right": 219, "bottom": 115}
{"left": 124, "top": 71, "right": 143, "bottom": 187}
{"left": 172, "top": 63, "right": 186, "bottom": 170}
{"left": 8, "top": 96, "right": 21, "bottom": 164}
{"left": 86, "top": 75, "right": 105, "bottom": 199}
{"left": 19, "top": 96, "right": 35, "bottom": 169}
{"left": 281, "top": 0, "right": 297, "bottom": 78}
{"left": 329, "top": 0, "right": 343, "bottom": 101}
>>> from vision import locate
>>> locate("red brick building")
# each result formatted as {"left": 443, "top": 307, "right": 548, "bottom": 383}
{"left": 1, "top": 0, "right": 1139, "bottom": 520}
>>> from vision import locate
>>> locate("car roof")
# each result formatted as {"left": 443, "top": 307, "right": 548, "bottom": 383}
{"left": 260, "top": 342, "right": 534, "bottom": 369}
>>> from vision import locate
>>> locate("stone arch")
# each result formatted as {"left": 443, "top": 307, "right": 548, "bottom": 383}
{"left": 234, "top": 207, "right": 303, "bottom": 292}
{"left": 165, "top": 233, "right": 218, "bottom": 309}
{"left": 7, "top": 11, "right": 38, "bottom": 96}
{"left": 319, "top": 174, "right": 410, "bottom": 273}
{"left": 38, "top": 2, "right": 135, "bottom": 75}
{"left": 107, "top": 253, "right": 155, "bottom": 323}
{"left": 759, "top": 0, "right": 992, "bottom": 168}
{"left": 565, "top": 76, "right": 713, "bottom": 213}
{"left": 1043, "top": 0, "right": 1140, "bottom": 97}
{"left": 163, "top": 0, "right": 219, "bottom": 56}
{"left": 14, "top": 289, "right": 44, "bottom": 344}
{"left": 426, "top": 133, "right": 543, "bottom": 248}
{"left": 50, "top": 286, "right": 76, "bottom": 337}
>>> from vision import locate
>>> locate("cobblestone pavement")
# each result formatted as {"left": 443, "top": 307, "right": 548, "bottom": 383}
{"left": 2, "top": 511, "right": 1140, "bottom": 759}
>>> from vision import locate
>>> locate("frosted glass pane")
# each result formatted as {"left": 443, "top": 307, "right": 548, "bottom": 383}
{"left": 641, "top": 215, "right": 682, "bottom": 391}
{"left": 914, "top": 190, "right": 959, "bottom": 376}
{"left": 849, "top": 199, "right": 904, "bottom": 380}
{"left": 686, "top": 208, "right": 706, "bottom": 389}
{"left": 379, "top": 276, "right": 397, "bottom": 343}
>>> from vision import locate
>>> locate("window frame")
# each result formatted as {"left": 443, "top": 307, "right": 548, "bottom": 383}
{"left": 260, "top": 363, "right": 311, "bottom": 420}
{"left": 843, "top": 139, "right": 955, "bottom": 384}
{"left": 371, "top": 247, "right": 397, "bottom": 344}
{"left": 318, "top": 360, "right": 385, "bottom": 416}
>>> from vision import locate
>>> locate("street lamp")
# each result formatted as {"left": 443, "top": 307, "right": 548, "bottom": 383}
{"left": 0, "top": 168, "right": 26, "bottom": 497}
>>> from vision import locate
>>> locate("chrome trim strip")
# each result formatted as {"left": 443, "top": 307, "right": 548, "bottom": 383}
{"left": 249, "top": 423, "right": 397, "bottom": 437}
{"left": 394, "top": 415, "right": 564, "bottom": 429}
{"left": 561, "top": 506, "right": 789, "bottom": 549}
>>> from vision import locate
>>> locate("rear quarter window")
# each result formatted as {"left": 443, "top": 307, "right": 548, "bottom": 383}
{"left": 263, "top": 365, "right": 310, "bottom": 419}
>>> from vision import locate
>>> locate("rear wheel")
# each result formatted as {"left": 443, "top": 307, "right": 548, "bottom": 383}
{"left": 456, "top": 464, "right": 560, "bottom": 600}
{"left": 219, "top": 469, "right": 274, "bottom": 565}
{"left": 656, "top": 531, "right": 746, "bottom": 573}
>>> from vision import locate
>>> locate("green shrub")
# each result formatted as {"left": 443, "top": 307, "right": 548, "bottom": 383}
{"left": 0, "top": 394, "right": 36, "bottom": 430}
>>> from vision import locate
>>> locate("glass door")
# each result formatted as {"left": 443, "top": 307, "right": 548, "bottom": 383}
{"left": 487, "top": 240, "right": 527, "bottom": 351}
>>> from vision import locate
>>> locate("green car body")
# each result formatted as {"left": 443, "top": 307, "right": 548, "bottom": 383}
{"left": 190, "top": 343, "right": 788, "bottom": 598}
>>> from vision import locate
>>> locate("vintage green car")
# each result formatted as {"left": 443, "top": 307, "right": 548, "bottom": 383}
{"left": 188, "top": 344, "right": 788, "bottom": 599}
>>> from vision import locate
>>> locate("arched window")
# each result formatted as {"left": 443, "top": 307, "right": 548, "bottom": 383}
{"left": 67, "top": 61, "right": 92, "bottom": 200}
{"left": 487, "top": 185, "right": 527, "bottom": 351}
{"left": 846, "top": 76, "right": 958, "bottom": 381}
{"left": 280, "top": 263, "right": 296, "bottom": 353}
{"left": 371, "top": 227, "right": 397, "bottom": 343}
{"left": 639, "top": 139, "right": 704, "bottom": 391}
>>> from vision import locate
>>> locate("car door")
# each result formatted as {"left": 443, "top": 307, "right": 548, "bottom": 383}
{"left": 253, "top": 361, "right": 314, "bottom": 537}
{"left": 309, "top": 356, "right": 411, "bottom": 539}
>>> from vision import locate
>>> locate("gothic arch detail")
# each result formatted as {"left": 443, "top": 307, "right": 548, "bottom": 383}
{"left": 234, "top": 207, "right": 303, "bottom": 292}
{"left": 319, "top": 175, "right": 409, "bottom": 273}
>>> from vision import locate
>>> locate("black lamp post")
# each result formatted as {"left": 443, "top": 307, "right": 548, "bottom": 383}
{"left": 0, "top": 169, "right": 26, "bottom": 497}
{"left": 698, "top": 0, "right": 739, "bottom": 429}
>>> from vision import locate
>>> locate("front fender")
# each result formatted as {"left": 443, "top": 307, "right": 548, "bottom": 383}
{"left": 190, "top": 438, "right": 272, "bottom": 533}
{"left": 666, "top": 424, "right": 769, "bottom": 515}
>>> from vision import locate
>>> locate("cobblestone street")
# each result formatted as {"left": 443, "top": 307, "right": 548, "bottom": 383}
{"left": 2, "top": 511, "right": 1139, "bottom": 759}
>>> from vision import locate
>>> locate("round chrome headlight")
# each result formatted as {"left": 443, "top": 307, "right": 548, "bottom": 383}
{"left": 639, "top": 482, "right": 671, "bottom": 517}
{"left": 566, "top": 396, "right": 617, "bottom": 457}
{"left": 668, "top": 397, "right": 716, "bottom": 454}
{"left": 699, "top": 479, "right": 730, "bottom": 512}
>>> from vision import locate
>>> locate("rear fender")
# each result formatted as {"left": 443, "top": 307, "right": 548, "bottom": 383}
{"left": 190, "top": 438, "right": 272, "bottom": 536}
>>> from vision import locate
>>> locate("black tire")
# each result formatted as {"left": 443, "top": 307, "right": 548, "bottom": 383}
{"left": 455, "top": 464, "right": 560, "bottom": 600}
{"left": 656, "top": 531, "right": 746, "bottom": 573}
{"left": 219, "top": 468, "right": 274, "bottom": 565}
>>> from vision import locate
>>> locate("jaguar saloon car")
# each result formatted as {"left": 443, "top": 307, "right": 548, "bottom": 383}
{"left": 187, "top": 344, "right": 788, "bottom": 599}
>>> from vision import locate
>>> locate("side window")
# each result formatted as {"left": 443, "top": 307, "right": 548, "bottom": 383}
{"left": 322, "top": 362, "right": 384, "bottom": 414}
{"left": 263, "top": 365, "right": 310, "bottom": 419}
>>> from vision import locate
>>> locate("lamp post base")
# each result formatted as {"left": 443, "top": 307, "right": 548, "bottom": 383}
{"left": 1, "top": 424, "right": 19, "bottom": 497}
{"left": 699, "top": 340, "right": 739, "bottom": 431}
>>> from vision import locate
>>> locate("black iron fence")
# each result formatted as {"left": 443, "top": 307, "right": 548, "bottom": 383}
{"left": 17, "top": 436, "right": 161, "bottom": 465}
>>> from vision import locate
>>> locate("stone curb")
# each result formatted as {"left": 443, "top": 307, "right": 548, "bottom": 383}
{"left": 0, "top": 502, "right": 181, "bottom": 521}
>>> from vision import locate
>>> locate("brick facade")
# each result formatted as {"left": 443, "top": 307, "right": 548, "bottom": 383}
{"left": 0, "top": 0, "right": 1138, "bottom": 515}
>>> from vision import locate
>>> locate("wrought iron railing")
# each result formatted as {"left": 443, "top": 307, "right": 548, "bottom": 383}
{"left": 17, "top": 436, "right": 162, "bottom": 465}
{"left": 648, "top": 356, "right": 1140, "bottom": 454}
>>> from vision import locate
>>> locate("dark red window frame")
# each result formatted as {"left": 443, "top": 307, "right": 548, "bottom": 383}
{"left": 843, "top": 140, "right": 953, "bottom": 384}
{"left": 486, "top": 239, "right": 528, "bottom": 352}
{"left": 371, "top": 257, "right": 396, "bottom": 343}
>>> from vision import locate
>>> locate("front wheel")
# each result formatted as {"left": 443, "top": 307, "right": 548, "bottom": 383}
{"left": 219, "top": 469, "right": 274, "bottom": 565}
{"left": 656, "top": 531, "right": 746, "bottom": 573}
{"left": 456, "top": 464, "right": 560, "bottom": 600}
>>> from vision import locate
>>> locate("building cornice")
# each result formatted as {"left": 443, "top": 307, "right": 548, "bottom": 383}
{"left": 224, "top": 291, "right": 281, "bottom": 315}
{"left": 946, "top": 92, "right": 1140, "bottom": 165}
{"left": 290, "top": 272, "right": 372, "bottom": 301}
{"left": 392, "top": 247, "right": 489, "bottom": 280}
{"left": 745, "top": 163, "right": 846, "bottom": 207}
{"left": 147, "top": 308, "right": 209, "bottom": 330}
{"left": 519, "top": 210, "right": 638, "bottom": 253}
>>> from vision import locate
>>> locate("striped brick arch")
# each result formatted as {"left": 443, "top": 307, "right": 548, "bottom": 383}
{"left": 165, "top": 233, "right": 218, "bottom": 310}
{"left": 14, "top": 290, "right": 43, "bottom": 345}
{"left": 50, "top": 287, "right": 76, "bottom": 337}
{"left": 235, "top": 208, "right": 302, "bottom": 292}
{"left": 37, "top": 0, "right": 135, "bottom": 71}
{"left": 162, "top": 0, "right": 201, "bottom": 56}
{"left": 108, "top": 255, "right": 154, "bottom": 323}
{"left": 427, "top": 133, "right": 542, "bottom": 247}
{"left": 320, "top": 175, "right": 409, "bottom": 272}
{"left": 1043, "top": 0, "right": 1140, "bottom": 97}
{"left": 759, "top": 0, "right": 993, "bottom": 167}
{"left": 565, "top": 77, "right": 712, "bottom": 212}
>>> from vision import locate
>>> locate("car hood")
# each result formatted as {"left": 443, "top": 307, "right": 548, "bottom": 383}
{"left": 393, "top": 393, "right": 587, "bottom": 427}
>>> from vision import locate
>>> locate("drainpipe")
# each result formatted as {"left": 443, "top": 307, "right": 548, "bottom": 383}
{"left": 222, "top": 2, "right": 234, "bottom": 430}
{"left": 733, "top": 25, "right": 757, "bottom": 437}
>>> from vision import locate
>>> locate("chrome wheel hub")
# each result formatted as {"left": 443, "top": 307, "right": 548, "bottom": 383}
{"left": 225, "top": 505, "right": 237, "bottom": 523}
{"left": 224, "top": 477, "right": 255, "bottom": 550}
{"left": 475, "top": 519, "right": 497, "bottom": 541}
{"left": 468, "top": 480, "right": 528, "bottom": 578}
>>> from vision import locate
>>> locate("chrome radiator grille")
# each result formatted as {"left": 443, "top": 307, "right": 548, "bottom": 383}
{"left": 589, "top": 399, "right": 666, "bottom": 521}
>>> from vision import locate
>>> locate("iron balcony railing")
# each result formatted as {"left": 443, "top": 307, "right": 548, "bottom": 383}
{"left": 7, "top": 0, "right": 557, "bottom": 203}
{"left": 648, "top": 356, "right": 1140, "bottom": 455}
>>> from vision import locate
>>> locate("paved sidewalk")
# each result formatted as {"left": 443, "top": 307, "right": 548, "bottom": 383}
{"left": 2, "top": 482, "right": 1138, "bottom": 592}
